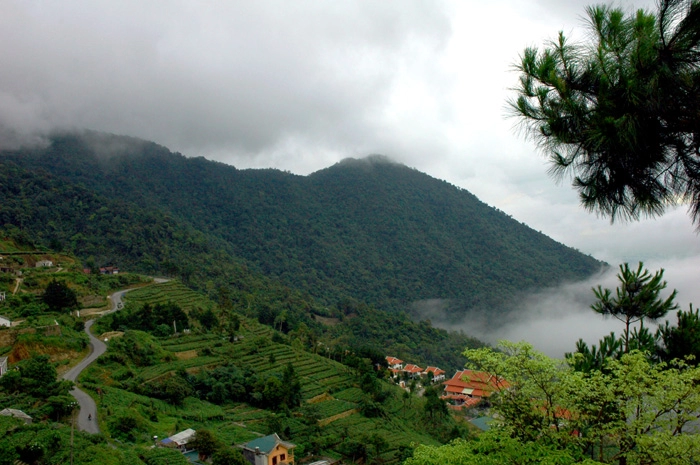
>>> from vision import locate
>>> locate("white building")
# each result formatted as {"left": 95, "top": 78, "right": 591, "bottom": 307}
{"left": 160, "top": 428, "right": 196, "bottom": 452}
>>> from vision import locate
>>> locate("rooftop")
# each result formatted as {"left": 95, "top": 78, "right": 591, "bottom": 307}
{"left": 241, "top": 434, "right": 295, "bottom": 455}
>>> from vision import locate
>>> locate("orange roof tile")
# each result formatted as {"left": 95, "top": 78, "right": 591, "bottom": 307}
{"left": 443, "top": 369, "right": 508, "bottom": 397}
{"left": 424, "top": 366, "right": 445, "bottom": 376}
{"left": 403, "top": 364, "right": 424, "bottom": 373}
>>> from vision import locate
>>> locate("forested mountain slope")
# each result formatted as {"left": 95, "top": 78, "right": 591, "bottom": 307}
{"left": 0, "top": 131, "right": 603, "bottom": 320}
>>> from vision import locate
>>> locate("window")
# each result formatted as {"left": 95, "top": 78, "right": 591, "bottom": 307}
{"left": 273, "top": 457, "right": 277, "bottom": 465}
{"left": 281, "top": 454, "right": 286, "bottom": 461}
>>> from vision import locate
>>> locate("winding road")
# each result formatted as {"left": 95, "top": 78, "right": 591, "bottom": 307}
{"left": 61, "top": 289, "right": 132, "bottom": 433}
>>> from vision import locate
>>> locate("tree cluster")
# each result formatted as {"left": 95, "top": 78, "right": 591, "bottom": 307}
{"left": 410, "top": 341, "right": 700, "bottom": 465}
{"left": 141, "top": 361, "right": 303, "bottom": 411}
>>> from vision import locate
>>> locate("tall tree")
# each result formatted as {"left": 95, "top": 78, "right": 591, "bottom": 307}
{"left": 43, "top": 279, "right": 79, "bottom": 313}
{"left": 511, "top": 0, "right": 700, "bottom": 225}
{"left": 592, "top": 262, "right": 678, "bottom": 352}
{"left": 189, "top": 429, "right": 222, "bottom": 460}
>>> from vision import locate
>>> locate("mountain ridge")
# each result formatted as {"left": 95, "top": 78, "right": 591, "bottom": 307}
{"left": 0, "top": 130, "right": 604, "bottom": 322}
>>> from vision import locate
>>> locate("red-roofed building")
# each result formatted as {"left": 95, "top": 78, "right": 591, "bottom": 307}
{"left": 423, "top": 366, "right": 446, "bottom": 382}
{"left": 441, "top": 370, "right": 508, "bottom": 409}
{"left": 385, "top": 356, "right": 404, "bottom": 370}
{"left": 403, "top": 364, "right": 424, "bottom": 378}
{"left": 100, "top": 266, "right": 119, "bottom": 275}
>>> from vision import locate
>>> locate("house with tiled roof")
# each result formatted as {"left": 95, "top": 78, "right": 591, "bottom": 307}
{"left": 402, "top": 363, "right": 424, "bottom": 379}
{"left": 99, "top": 266, "right": 119, "bottom": 275}
{"left": 442, "top": 369, "right": 508, "bottom": 409}
{"left": 240, "top": 433, "right": 295, "bottom": 465}
{"left": 423, "top": 366, "right": 446, "bottom": 382}
{"left": 385, "top": 356, "right": 403, "bottom": 370}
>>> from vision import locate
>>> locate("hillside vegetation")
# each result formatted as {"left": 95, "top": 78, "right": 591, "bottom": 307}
{"left": 1, "top": 273, "right": 467, "bottom": 465}
{"left": 0, "top": 131, "right": 603, "bottom": 324}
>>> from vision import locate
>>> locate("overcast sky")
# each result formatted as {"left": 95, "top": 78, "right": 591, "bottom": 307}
{"left": 1, "top": 0, "right": 696, "bottom": 354}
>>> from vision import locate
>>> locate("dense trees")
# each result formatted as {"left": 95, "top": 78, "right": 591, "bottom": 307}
{"left": 411, "top": 341, "right": 700, "bottom": 464}
{"left": 0, "top": 131, "right": 601, "bottom": 322}
{"left": 511, "top": 0, "right": 700, "bottom": 225}
{"left": 0, "top": 355, "right": 71, "bottom": 400}
{"left": 0, "top": 128, "right": 606, "bottom": 371}
{"left": 106, "top": 303, "right": 190, "bottom": 336}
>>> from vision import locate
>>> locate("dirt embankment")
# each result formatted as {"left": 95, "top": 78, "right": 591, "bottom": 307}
{"left": 9, "top": 341, "right": 86, "bottom": 372}
{"left": 0, "top": 324, "right": 61, "bottom": 349}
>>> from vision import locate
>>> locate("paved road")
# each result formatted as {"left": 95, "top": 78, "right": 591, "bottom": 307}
{"left": 62, "top": 289, "right": 132, "bottom": 433}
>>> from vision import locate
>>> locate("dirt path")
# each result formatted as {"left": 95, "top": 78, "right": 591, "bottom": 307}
{"left": 61, "top": 289, "right": 133, "bottom": 433}
{"left": 12, "top": 278, "right": 22, "bottom": 294}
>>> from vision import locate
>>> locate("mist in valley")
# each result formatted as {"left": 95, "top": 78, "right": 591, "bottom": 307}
{"left": 413, "top": 255, "right": 700, "bottom": 358}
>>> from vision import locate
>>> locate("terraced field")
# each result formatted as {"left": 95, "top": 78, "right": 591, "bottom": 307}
{"left": 124, "top": 280, "right": 216, "bottom": 312}
{"left": 160, "top": 333, "right": 221, "bottom": 352}
{"left": 87, "top": 279, "right": 450, "bottom": 463}
{"left": 230, "top": 339, "right": 356, "bottom": 400}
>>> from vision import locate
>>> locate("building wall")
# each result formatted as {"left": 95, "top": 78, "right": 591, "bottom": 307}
{"left": 267, "top": 445, "right": 292, "bottom": 465}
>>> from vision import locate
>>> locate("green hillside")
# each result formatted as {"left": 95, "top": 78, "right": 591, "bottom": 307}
{"left": 0, "top": 131, "right": 603, "bottom": 323}
{"left": 82, "top": 281, "right": 460, "bottom": 463}
{"left": 0, "top": 271, "right": 462, "bottom": 464}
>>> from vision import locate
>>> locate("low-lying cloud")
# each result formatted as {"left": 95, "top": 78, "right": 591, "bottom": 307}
{"left": 416, "top": 255, "right": 700, "bottom": 358}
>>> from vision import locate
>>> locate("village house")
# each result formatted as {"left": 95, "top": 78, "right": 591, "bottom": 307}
{"left": 441, "top": 369, "right": 508, "bottom": 410}
{"left": 159, "top": 428, "right": 196, "bottom": 452}
{"left": 99, "top": 266, "right": 119, "bottom": 275}
{"left": 240, "top": 433, "right": 295, "bottom": 465}
{"left": 423, "top": 366, "right": 446, "bottom": 382}
{"left": 0, "top": 315, "right": 10, "bottom": 328}
{"left": 385, "top": 356, "right": 404, "bottom": 377}
{"left": 402, "top": 363, "right": 424, "bottom": 379}
{"left": 35, "top": 260, "right": 53, "bottom": 268}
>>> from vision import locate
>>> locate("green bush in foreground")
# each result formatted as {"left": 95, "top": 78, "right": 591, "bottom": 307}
{"left": 409, "top": 341, "right": 700, "bottom": 465}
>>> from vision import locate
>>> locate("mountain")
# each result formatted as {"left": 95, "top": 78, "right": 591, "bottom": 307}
{"left": 0, "top": 130, "right": 603, "bottom": 325}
